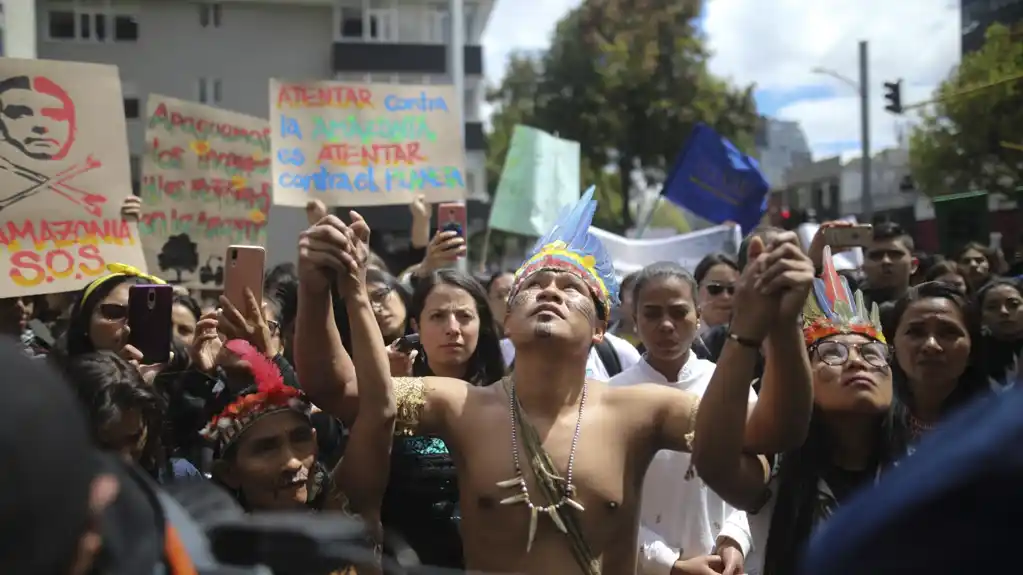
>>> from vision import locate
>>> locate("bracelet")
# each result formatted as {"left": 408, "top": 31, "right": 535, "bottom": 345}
{"left": 727, "top": 331, "right": 762, "bottom": 349}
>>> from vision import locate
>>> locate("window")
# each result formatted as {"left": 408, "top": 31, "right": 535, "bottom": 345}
{"left": 47, "top": 4, "right": 136, "bottom": 42}
{"left": 367, "top": 9, "right": 395, "bottom": 41}
{"left": 198, "top": 78, "right": 223, "bottom": 104}
{"left": 78, "top": 12, "right": 108, "bottom": 41}
{"left": 113, "top": 14, "right": 137, "bottom": 41}
{"left": 199, "top": 3, "right": 222, "bottom": 28}
{"left": 48, "top": 10, "right": 76, "bottom": 39}
{"left": 123, "top": 97, "right": 140, "bottom": 119}
{"left": 129, "top": 155, "right": 141, "bottom": 196}
{"left": 340, "top": 7, "right": 363, "bottom": 38}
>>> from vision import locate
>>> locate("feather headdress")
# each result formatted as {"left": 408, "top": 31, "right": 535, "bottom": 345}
{"left": 199, "top": 340, "right": 311, "bottom": 452}
{"left": 510, "top": 186, "right": 620, "bottom": 316}
{"left": 802, "top": 246, "right": 885, "bottom": 346}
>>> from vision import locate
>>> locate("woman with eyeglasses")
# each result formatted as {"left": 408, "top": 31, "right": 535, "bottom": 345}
{"left": 694, "top": 253, "right": 739, "bottom": 333}
{"left": 693, "top": 248, "right": 902, "bottom": 575}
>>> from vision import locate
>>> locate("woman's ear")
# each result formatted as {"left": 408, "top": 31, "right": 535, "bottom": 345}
{"left": 212, "top": 459, "right": 240, "bottom": 490}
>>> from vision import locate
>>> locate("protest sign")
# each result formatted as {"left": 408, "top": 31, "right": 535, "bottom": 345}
{"left": 590, "top": 224, "right": 743, "bottom": 279}
{"left": 661, "top": 123, "right": 769, "bottom": 233}
{"left": 138, "top": 95, "right": 271, "bottom": 288}
{"left": 0, "top": 57, "right": 144, "bottom": 297}
{"left": 270, "top": 80, "right": 467, "bottom": 207}
{"left": 489, "top": 125, "right": 580, "bottom": 237}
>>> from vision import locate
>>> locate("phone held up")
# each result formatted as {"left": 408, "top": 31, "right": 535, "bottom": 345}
{"left": 394, "top": 333, "right": 420, "bottom": 354}
{"left": 824, "top": 224, "right": 873, "bottom": 248}
{"left": 437, "top": 202, "right": 467, "bottom": 239}
{"left": 223, "top": 245, "right": 266, "bottom": 312}
{"left": 128, "top": 284, "right": 173, "bottom": 364}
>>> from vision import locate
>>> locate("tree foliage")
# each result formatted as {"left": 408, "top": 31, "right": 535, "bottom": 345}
{"left": 484, "top": 0, "right": 759, "bottom": 234}
{"left": 909, "top": 23, "right": 1023, "bottom": 197}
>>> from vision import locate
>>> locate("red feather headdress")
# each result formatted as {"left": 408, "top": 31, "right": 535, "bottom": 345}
{"left": 802, "top": 246, "right": 885, "bottom": 346}
{"left": 199, "top": 340, "right": 311, "bottom": 451}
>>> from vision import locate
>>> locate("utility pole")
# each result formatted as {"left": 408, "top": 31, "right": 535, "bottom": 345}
{"left": 448, "top": 0, "right": 467, "bottom": 273}
{"left": 859, "top": 40, "right": 873, "bottom": 222}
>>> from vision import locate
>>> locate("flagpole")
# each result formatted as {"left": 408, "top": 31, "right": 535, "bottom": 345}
{"left": 633, "top": 195, "right": 661, "bottom": 239}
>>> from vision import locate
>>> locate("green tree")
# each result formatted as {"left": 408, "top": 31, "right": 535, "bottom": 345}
{"left": 533, "top": 0, "right": 759, "bottom": 233}
{"left": 909, "top": 23, "right": 1023, "bottom": 197}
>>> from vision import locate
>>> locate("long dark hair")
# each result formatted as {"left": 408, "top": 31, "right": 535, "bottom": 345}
{"left": 409, "top": 269, "right": 506, "bottom": 386}
{"left": 762, "top": 347, "right": 903, "bottom": 575}
{"left": 66, "top": 351, "right": 171, "bottom": 479}
{"left": 973, "top": 277, "right": 1023, "bottom": 383}
{"left": 888, "top": 281, "right": 986, "bottom": 451}
{"left": 61, "top": 275, "right": 148, "bottom": 360}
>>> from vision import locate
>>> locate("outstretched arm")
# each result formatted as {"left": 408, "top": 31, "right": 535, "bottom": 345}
{"left": 294, "top": 205, "right": 360, "bottom": 423}
{"left": 692, "top": 233, "right": 814, "bottom": 510}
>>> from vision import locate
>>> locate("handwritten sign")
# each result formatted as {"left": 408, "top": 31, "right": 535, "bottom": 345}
{"left": 270, "top": 80, "right": 467, "bottom": 207}
{"left": 0, "top": 57, "right": 144, "bottom": 297}
{"left": 139, "top": 95, "right": 271, "bottom": 288}
{"left": 489, "top": 125, "right": 581, "bottom": 237}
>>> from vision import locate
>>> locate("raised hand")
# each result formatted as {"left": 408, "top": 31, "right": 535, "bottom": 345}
{"left": 807, "top": 220, "right": 854, "bottom": 270}
{"left": 728, "top": 236, "right": 777, "bottom": 343}
{"left": 120, "top": 195, "right": 142, "bottom": 221}
{"left": 217, "top": 289, "right": 274, "bottom": 358}
{"left": 298, "top": 214, "right": 356, "bottom": 295}
{"left": 417, "top": 230, "right": 465, "bottom": 276}
{"left": 758, "top": 231, "right": 816, "bottom": 324}
{"left": 189, "top": 310, "right": 222, "bottom": 373}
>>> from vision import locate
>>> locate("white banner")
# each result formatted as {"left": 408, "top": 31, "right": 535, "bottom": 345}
{"left": 590, "top": 224, "right": 743, "bottom": 279}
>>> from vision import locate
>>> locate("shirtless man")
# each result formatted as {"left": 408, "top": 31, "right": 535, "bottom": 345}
{"left": 295, "top": 191, "right": 815, "bottom": 574}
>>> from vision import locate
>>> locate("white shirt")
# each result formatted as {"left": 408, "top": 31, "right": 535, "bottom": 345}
{"left": 499, "top": 332, "right": 641, "bottom": 381}
{"left": 609, "top": 356, "right": 757, "bottom": 575}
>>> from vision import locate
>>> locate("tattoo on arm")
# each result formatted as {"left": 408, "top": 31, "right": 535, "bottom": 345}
{"left": 394, "top": 377, "right": 427, "bottom": 436}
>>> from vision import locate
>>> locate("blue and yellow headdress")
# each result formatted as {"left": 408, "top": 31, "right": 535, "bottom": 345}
{"left": 510, "top": 186, "right": 619, "bottom": 317}
{"left": 802, "top": 246, "right": 884, "bottom": 346}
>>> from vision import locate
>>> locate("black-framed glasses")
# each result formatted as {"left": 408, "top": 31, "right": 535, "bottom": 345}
{"left": 267, "top": 320, "right": 281, "bottom": 336}
{"left": 704, "top": 282, "right": 735, "bottom": 297}
{"left": 97, "top": 303, "right": 128, "bottom": 321}
{"left": 368, "top": 286, "right": 393, "bottom": 306}
{"left": 810, "top": 340, "right": 889, "bottom": 368}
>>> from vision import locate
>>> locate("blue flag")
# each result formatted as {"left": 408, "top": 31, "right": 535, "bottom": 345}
{"left": 660, "top": 123, "right": 769, "bottom": 233}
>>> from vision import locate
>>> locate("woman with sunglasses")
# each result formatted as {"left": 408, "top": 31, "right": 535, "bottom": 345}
{"left": 59, "top": 264, "right": 180, "bottom": 376}
{"left": 694, "top": 248, "right": 901, "bottom": 575}
{"left": 694, "top": 253, "right": 739, "bottom": 333}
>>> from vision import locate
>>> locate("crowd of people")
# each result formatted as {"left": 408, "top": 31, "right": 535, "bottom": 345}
{"left": 1, "top": 189, "right": 1021, "bottom": 575}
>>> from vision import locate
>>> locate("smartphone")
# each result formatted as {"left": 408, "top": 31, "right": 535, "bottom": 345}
{"left": 394, "top": 333, "right": 420, "bottom": 353}
{"left": 128, "top": 284, "right": 173, "bottom": 364}
{"left": 437, "top": 202, "right": 467, "bottom": 238}
{"left": 824, "top": 224, "right": 873, "bottom": 247}
{"left": 223, "top": 245, "right": 266, "bottom": 312}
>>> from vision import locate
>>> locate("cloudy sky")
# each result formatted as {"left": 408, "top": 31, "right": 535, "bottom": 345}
{"left": 481, "top": 0, "right": 962, "bottom": 160}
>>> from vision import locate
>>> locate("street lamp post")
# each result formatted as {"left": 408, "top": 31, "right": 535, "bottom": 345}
{"left": 810, "top": 40, "right": 873, "bottom": 222}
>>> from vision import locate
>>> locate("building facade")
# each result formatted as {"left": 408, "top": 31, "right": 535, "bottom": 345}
{"left": 33, "top": 0, "right": 492, "bottom": 267}
{"left": 755, "top": 117, "right": 813, "bottom": 191}
{"left": 962, "top": 0, "right": 1023, "bottom": 54}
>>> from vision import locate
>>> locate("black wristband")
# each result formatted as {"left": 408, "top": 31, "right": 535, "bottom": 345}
{"left": 727, "top": 331, "right": 762, "bottom": 349}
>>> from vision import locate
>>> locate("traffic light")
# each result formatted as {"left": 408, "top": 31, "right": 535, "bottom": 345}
{"left": 884, "top": 80, "right": 903, "bottom": 114}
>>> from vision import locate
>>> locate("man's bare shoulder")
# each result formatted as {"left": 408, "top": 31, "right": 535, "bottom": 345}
{"left": 603, "top": 381, "right": 700, "bottom": 407}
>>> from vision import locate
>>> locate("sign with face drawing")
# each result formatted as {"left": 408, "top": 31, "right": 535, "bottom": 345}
{"left": 0, "top": 57, "right": 145, "bottom": 297}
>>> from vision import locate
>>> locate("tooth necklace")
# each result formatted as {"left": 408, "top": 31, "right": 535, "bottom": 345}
{"left": 496, "top": 377, "right": 587, "bottom": 552}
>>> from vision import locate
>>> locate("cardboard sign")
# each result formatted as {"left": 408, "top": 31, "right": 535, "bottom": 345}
{"left": 0, "top": 57, "right": 144, "bottom": 297}
{"left": 270, "top": 80, "right": 467, "bottom": 207}
{"left": 489, "top": 125, "right": 581, "bottom": 237}
{"left": 139, "top": 95, "right": 271, "bottom": 288}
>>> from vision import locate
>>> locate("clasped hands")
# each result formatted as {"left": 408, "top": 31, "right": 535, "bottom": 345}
{"left": 298, "top": 208, "right": 373, "bottom": 298}
{"left": 729, "top": 231, "right": 816, "bottom": 343}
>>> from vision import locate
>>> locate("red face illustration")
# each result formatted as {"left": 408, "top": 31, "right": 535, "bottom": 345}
{"left": 0, "top": 76, "right": 77, "bottom": 161}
